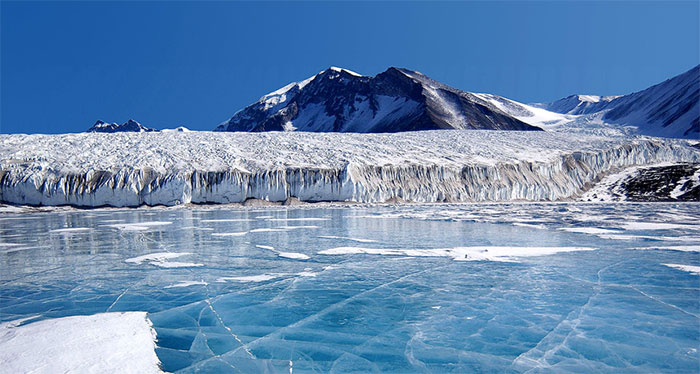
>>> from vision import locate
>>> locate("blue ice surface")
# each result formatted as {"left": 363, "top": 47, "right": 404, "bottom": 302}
{"left": 0, "top": 203, "right": 699, "bottom": 373}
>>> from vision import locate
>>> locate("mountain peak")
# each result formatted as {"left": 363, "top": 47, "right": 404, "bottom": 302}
{"left": 327, "top": 67, "right": 363, "bottom": 77}
{"left": 538, "top": 64, "right": 699, "bottom": 138}
{"left": 87, "top": 119, "right": 157, "bottom": 133}
{"left": 215, "top": 67, "right": 539, "bottom": 133}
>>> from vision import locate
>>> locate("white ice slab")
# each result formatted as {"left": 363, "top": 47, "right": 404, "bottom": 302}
{"left": 621, "top": 222, "right": 699, "bottom": 231}
{"left": 318, "top": 235, "right": 378, "bottom": 243}
{"left": 218, "top": 274, "right": 281, "bottom": 282}
{"left": 125, "top": 252, "right": 202, "bottom": 268}
{"left": 165, "top": 281, "right": 208, "bottom": 288}
{"left": 277, "top": 252, "right": 310, "bottom": 260}
{"left": 638, "top": 246, "right": 700, "bottom": 252}
{"left": 663, "top": 264, "right": 700, "bottom": 275}
{"left": 318, "top": 246, "right": 596, "bottom": 262}
{"left": 49, "top": 227, "right": 91, "bottom": 233}
{"left": 0, "top": 312, "right": 163, "bottom": 374}
{"left": 106, "top": 221, "right": 173, "bottom": 231}
{"left": 559, "top": 227, "right": 622, "bottom": 234}
{"left": 212, "top": 231, "right": 248, "bottom": 237}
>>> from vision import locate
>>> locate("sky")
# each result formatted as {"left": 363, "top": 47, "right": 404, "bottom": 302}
{"left": 1, "top": 1, "right": 698, "bottom": 134}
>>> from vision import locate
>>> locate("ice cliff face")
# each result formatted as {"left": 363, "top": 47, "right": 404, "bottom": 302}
{"left": 215, "top": 67, "right": 541, "bottom": 133}
{"left": 1, "top": 131, "right": 697, "bottom": 207}
{"left": 87, "top": 119, "right": 157, "bottom": 133}
{"left": 536, "top": 65, "right": 700, "bottom": 139}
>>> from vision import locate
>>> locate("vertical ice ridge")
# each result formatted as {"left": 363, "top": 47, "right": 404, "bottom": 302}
{"left": 1, "top": 139, "right": 697, "bottom": 206}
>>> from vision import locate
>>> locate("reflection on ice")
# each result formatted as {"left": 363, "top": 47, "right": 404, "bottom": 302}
{"left": 1, "top": 203, "right": 698, "bottom": 373}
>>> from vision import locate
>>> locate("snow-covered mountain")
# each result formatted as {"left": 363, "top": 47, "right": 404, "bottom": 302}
{"left": 215, "top": 67, "right": 541, "bottom": 133}
{"left": 536, "top": 65, "right": 699, "bottom": 139}
{"left": 87, "top": 119, "right": 157, "bottom": 133}
{"left": 535, "top": 95, "right": 622, "bottom": 116}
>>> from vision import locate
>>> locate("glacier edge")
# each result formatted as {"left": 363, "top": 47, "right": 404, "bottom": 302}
{"left": 1, "top": 133, "right": 698, "bottom": 207}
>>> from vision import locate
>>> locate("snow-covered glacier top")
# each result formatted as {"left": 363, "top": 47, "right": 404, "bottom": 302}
{"left": 1, "top": 130, "right": 698, "bottom": 207}
{"left": 0, "top": 130, "right": 669, "bottom": 172}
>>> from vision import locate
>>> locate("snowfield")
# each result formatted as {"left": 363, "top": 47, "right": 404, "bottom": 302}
{"left": 0, "top": 130, "right": 698, "bottom": 207}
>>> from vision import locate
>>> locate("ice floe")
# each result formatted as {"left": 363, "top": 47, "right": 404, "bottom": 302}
{"left": 318, "top": 235, "right": 378, "bottom": 243}
{"left": 318, "top": 246, "right": 596, "bottom": 262}
{"left": 277, "top": 252, "right": 311, "bottom": 260}
{"left": 663, "top": 264, "right": 700, "bottom": 275}
{"left": 125, "top": 252, "right": 203, "bottom": 268}
{"left": 106, "top": 221, "right": 173, "bottom": 231}
{"left": 211, "top": 231, "right": 248, "bottom": 237}
{"left": 164, "top": 281, "right": 208, "bottom": 288}
{"left": 621, "top": 222, "right": 699, "bottom": 231}
{"left": 0, "top": 312, "right": 163, "bottom": 374}
{"left": 49, "top": 227, "right": 91, "bottom": 233}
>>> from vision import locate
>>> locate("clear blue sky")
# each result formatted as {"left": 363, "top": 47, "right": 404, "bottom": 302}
{"left": 1, "top": 1, "right": 698, "bottom": 134}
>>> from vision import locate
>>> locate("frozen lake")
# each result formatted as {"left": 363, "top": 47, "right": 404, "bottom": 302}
{"left": 1, "top": 203, "right": 699, "bottom": 373}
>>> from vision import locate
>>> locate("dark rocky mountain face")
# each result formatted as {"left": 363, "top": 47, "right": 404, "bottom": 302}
{"left": 620, "top": 164, "right": 700, "bottom": 201}
{"left": 587, "top": 163, "right": 700, "bottom": 202}
{"left": 538, "top": 65, "right": 700, "bottom": 139}
{"left": 87, "top": 120, "right": 157, "bottom": 133}
{"left": 215, "top": 67, "right": 541, "bottom": 133}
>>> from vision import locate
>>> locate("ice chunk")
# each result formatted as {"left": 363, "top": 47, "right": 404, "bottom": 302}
{"left": 277, "top": 252, "right": 310, "bottom": 260}
{"left": 558, "top": 227, "right": 622, "bottom": 234}
{"left": 621, "top": 222, "right": 699, "bottom": 231}
{"left": 0, "top": 312, "right": 163, "bottom": 374}
{"left": 318, "top": 235, "right": 378, "bottom": 243}
{"left": 125, "top": 252, "right": 191, "bottom": 264}
{"left": 318, "top": 246, "right": 596, "bottom": 262}
{"left": 165, "top": 281, "right": 208, "bottom": 288}
{"left": 125, "top": 252, "right": 202, "bottom": 268}
{"left": 212, "top": 231, "right": 248, "bottom": 237}
{"left": 663, "top": 264, "right": 700, "bottom": 275}
{"left": 49, "top": 227, "right": 91, "bottom": 233}
{"left": 106, "top": 221, "right": 173, "bottom": 231}
{"left": 218, "top": 274, "right": 282, "bottom": 282}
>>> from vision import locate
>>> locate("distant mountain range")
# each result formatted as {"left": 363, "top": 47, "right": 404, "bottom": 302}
{"left": 87, "top": 120, "right": 156, "bottom": 133}
{"left": 535, "top": 65, "right": 699, "bottom": 138}
{"left": 88, "top": 65, "right": 699, "bottom": 139}
{"left": 215, "top": 65, "right": 699, "bottom": 139}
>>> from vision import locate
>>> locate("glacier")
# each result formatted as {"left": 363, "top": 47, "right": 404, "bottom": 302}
{"left": 1, "top": 130, "right": 698, "bottom": 207}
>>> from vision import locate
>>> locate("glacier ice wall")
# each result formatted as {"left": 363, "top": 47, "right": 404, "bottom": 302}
{"left": 1, "top": 131, "right": 698, "bottom": 207}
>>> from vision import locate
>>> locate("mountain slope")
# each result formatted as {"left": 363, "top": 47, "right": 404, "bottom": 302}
{"left": 215, "top": 67, "right": 541, "bottom": 133}
{"left": 87, "top": 120, "right": 156, "bottom": 133}
{"left": 536, "top": 65, "right": 699, "bottom": 139}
